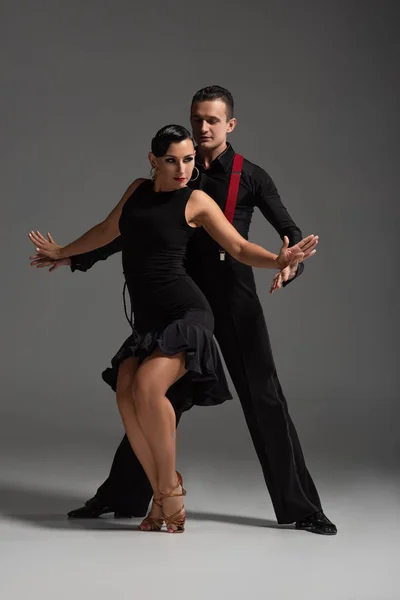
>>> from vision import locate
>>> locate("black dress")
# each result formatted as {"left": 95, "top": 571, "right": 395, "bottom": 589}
{"left": 101, "top": 179, "right": 232, "bottom": 411}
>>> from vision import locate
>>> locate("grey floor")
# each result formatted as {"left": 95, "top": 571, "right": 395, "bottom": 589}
{"left": 1, "top": 424, "right": 399, "bottom": 600}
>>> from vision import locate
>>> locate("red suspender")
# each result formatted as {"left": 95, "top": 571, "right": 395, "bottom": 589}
{"left": 224, "top": 153, "right": 244, "bottom": 223}
{"left": 219, "top": 153, "right": 244, "bottom": 261}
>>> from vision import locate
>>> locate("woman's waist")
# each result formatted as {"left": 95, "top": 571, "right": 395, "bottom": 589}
{"left": 123, "top": 270, "right": 187, "bottom": 289}
{"left": 125, "top": 274, "right": 211, "bottom": 310}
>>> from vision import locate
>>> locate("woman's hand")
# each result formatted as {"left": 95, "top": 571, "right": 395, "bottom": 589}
{"left": 271, "top": 235, "right": 319, "bottom": 294}
{"left": 28, "top": 230, "right": 63, "bottom": 260}
{"left": 276, "top": 235, "right": 318, "bottom": 270}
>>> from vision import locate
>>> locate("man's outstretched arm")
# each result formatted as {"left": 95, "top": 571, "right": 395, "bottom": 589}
{"left": 30, "top": 236, "right": 123, "bottom": 272}
{"left": 253, "top": 165, "right": 304, "bottom": 287}
{"left": 70, "top": 236, "right": 123, "bottom": 272}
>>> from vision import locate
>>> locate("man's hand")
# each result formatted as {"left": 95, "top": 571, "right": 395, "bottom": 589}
{"left": 269, "top": 263, "right": 298, "bottom": 294}
{"left": 271, "top": 234, "right": 319, "bottom": 294}
{"left": 29, "top": 254, "right": 71, "bottom": 272}
{"left": 28, "top": 230, "right": 62, "bottom": 260}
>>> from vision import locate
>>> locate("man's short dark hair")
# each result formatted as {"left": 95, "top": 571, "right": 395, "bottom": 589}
{"left": 191, "top": 85, "right": 234, "bottom": 119}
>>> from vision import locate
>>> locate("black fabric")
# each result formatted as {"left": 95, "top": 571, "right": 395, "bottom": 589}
{"left": 101, "top": 179, "right": 231, "bottom": 409}
{"left": 295, "top": 511, "right": 337, "bottom": 535}
{"left": 70, "top": 144, "right": 303, "bottom": 285}
{"left": 74, "top": 146, "right": 322, "bottom": 524}
{"left": 186, "top": 144, "right": 304, "bottom": 288}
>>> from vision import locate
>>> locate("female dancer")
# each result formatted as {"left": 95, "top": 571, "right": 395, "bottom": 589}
{"left": 29, "top": 125, "right": 318, "bottom": 534}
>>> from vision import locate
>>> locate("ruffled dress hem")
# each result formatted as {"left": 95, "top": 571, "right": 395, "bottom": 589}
{"left": 101, "top": 319, "right": 232, "bottom": 413}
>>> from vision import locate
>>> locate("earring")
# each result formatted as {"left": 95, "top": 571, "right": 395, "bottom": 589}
{"left": 150, "top": 167, "right": 156, "bottom": 181}
{"left": 190, "top": 166, "right": 200, "bottom": 182}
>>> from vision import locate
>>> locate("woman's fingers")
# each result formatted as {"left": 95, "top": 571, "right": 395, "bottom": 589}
{"left": 289, "top": 248, "right": 304, "bottom": 262}
{"left": 35, "top": 230, "right": 48, "bottom": 243}
{"left": 29, "top": 230, "right": 54, "bottom": 248}
{"left": 278, "top": 236, "right": 289, "bottom": 252}
{"left": 299, "top": 235, "right": 319, "bottom": 253}
{"left": 29, "top": 231, "right": 45, "bottom": 244}
{"left": 302, "top": 249, "right": 317, "bottom": 261}
{"left": 29, "top": 235, "right": 48, "bottom": 250}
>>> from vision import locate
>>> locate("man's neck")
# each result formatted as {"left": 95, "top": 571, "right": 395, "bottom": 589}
{"left": 197, "top": 141, "right": 228, "bottom": 170}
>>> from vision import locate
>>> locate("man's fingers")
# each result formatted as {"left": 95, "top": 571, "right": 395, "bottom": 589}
{"left": 281, "top": 269, "right": 290, "bottom": 282}
{"left": 270, "top": 273, "right": 283, "bottom": 294}
{"left": 270, "top": 279, "right": 279, "bottom": 294}
{"left": 30, "top": 259, "right": 49, "bottom": 266}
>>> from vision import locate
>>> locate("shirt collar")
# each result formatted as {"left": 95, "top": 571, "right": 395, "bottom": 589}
{"left": 196, "top": 142, "right": 235, "bottom": 173}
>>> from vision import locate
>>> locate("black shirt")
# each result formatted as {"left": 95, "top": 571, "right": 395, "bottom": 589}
{"left": 71, "top": 143, "right": 304, "bottom": 284}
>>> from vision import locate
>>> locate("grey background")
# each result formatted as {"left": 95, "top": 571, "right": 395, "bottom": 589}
{"left": 2, "top": 0, "right": 398, "bottom": 462}
{"left": 0, "top": 2, "right": 399, "bottom": 597}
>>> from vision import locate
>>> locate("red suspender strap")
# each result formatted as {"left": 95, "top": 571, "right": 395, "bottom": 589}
{"left": 224, "top": 153, "right": 244, "bottom": 223}
{"left": 219, "top": 153, "right": 244, "bottom": 261}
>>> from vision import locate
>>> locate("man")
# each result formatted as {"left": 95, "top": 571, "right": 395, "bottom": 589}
{"left": 32, "top": 86, "right": 336, "bottom": 535}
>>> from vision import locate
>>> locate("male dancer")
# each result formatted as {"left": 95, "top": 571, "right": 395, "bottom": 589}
{"left": 31, "top": 86, "right": 336, "bottom": 535}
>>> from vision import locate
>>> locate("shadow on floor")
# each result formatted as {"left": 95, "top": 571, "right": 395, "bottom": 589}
{"left": 0, "top": 482, "right": 292, "bottom": 531}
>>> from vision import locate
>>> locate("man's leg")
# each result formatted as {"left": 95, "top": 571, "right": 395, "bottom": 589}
{"left": 68, "top": 434, "right": 152, "bottom": 518}
{"left": 96, "top": 434, "right": 153, "bottom": 514}
{"left": 214, "top": 305, "right": 333, "bottom": 528}
{"left": 68, "top": 418, "right": 182, "bottom": 519}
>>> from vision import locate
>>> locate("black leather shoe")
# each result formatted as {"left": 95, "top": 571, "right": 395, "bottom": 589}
{"left": 295, "top": 511, "right": 337, "bottom": 535}
{"left": 67, "top": 496, "right": 133, "bottom": 519}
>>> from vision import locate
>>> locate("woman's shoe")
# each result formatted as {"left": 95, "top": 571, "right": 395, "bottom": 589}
{"left": 161, "top": 471, "right": 187, "bottom": 534}
{"left": 138, "top": 498, "right": 164, "bottom": 532}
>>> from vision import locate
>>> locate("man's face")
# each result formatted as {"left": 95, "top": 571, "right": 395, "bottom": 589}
{"left": 190, "top": 99, "right": 236, "bottom": 151}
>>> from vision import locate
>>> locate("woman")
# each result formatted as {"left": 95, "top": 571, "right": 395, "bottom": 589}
{"left": 29, "top": 125, "right": 318, "bottom": 534}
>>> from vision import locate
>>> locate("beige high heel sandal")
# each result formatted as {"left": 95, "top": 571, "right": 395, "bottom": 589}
{"left": 138, "top": 497, "right": 164, "bottom": 532}
{"left": 160, "top": 472, "right": 187, "bottom": 534}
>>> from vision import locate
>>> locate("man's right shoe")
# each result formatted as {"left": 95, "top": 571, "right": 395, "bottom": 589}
{"left": 67, "top": 496, "right": 133, "bottom": 519}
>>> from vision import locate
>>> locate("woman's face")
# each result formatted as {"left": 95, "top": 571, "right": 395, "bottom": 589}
{"left": 150, "top": 138, "right": 196, "bottom": 190}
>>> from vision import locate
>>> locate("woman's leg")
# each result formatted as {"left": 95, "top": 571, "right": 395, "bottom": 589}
{"left": 116, "top": 357, "right": 162, "bottom": 525}
{"left": 132, "top": 349, "right": 187, "bottom": 531}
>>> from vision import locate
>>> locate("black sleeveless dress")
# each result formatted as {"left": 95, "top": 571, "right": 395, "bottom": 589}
{"left": 101, "top": 179, "right": 232, "bottom": 411}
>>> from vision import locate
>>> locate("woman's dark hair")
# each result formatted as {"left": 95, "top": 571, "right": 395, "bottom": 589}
{"left": 151, "top": 124, "right": 194, "bottom": 157}
{"left": 191, "top": 85, "right": 234, "bottom": 119}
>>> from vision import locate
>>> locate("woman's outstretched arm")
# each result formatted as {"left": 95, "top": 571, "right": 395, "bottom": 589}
{"left": 29, "top": 179, "right": 145, "bottom": 260}
{"left": 187, "top": 190, "right": 318, "bottom": 270}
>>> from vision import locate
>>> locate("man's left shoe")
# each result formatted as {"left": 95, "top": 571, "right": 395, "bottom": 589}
{"left": 295, "top": 511, "right": 337, "bottom": 535}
